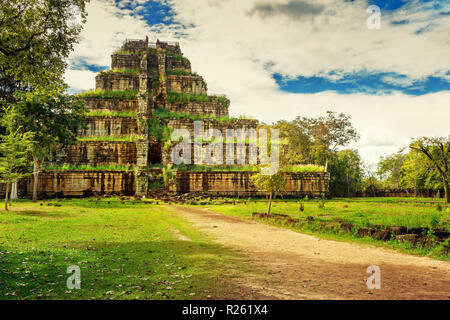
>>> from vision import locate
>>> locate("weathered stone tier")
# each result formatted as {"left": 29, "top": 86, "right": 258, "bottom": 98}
{"left": 165, "top": 56, "right": 191, "bottom": 71}
{"left": 166, "top": 100, "right": 229, "bottom": 117}
{"left": 163, "top": 142, "right": 259, "bottom": 166}
{"left": 57, "top": 141, "right": 138, "bottom": 166}
{"left": 96, "top": 72, "right": 139, "bottom": 91}
{"left": 175, "top": 171, "right": 330, "bottom": 197}
{"left": 84, "top": 98, "right": 139, "bottom": 113}
{"left": 167, "top": 75, "right": 207, "bottom": 95}
{"left": 20, "top": 171, "right": 135, "bottom": 197}
{"left": 111, "top": 54, "right": 141, "bottom": 70}
{"left": 167, "top": 118, "right": 258, "bottom": 135}
{"left": 81, "top": 116, "right": 139, "bottom": 137}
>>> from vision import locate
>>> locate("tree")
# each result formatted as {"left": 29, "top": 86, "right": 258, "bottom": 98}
{"left": 377, "top": 149, "right": 406, "bottom": 189}
{"left": 410, "top": 136, "right": 450, "bottom": 203}
{"left": 328, "top": 149, "right": 363, "bottom": 197}
{"left": 251, "top": 169, "right": 286, "bottom": 215}
{"left": 272, "top": 120, "right": 312, "bottom": 165}
{"left": 0, "top": 106, "right": 34, "bottom": 210}
{"left": 12, "top": 93, "right": 87, "bottom": 201}
{"left": 293, "top": 111, "right": 359, "bottom": 170}
{"left": 0, "top": 0, "right": 88, "bottom": 98}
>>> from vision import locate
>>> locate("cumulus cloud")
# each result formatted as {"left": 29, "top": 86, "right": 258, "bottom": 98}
{"left": 64, "top": 69, "right": 97, "bottom": 91}
{"left": 248, "top": 0, "right": 325, "bottom": 20}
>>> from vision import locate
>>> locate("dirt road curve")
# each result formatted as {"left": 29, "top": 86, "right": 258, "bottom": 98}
{"left": 170, "top": 206, "right": 450, "bottom": 300}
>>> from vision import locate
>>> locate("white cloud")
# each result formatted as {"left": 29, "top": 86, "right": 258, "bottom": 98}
{"left": 64, "top": 69, "right": 96, "bottom": 92}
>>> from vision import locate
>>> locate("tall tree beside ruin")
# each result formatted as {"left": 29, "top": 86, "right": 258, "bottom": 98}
{"left": 0, "top": 107, "right": 34, "bottom": 210}
{"left": 272, "top": 120, "right": 312, "bottom": 165}
{"left": 283, "top": 111, "right": 359, "bottom": 170}
{"left": 0, "top": 0, "right": 88, "bottom": 99}
{"left": 410, "top": 136, "right": 450, "bottom": 203}
{"left": 12, "top": 94, "right": 87, "bottom": 201}
{"left": 307, "top": 111, "right": 359, "bottom": 171}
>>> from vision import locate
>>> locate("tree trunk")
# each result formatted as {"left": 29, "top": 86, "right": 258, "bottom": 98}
{"left": 444, "top": 179, "right": 450, "bottom": 204}
{"left": 346, "top": 172, "right": 350, "bottom": 197}
{"left": 267, "top": 191, "right": 273, "bottom": 215}
{"left": 414, "top": 177, "right": 418, "bottom": 198}
{"left": 10, "top": 182, "right": 17, "bottom": 200}
{"left": 4, "top": 183, "right": 10, "bottom": 211}
{"left": 33, "top": 157, "right": 39, "bottom": 202}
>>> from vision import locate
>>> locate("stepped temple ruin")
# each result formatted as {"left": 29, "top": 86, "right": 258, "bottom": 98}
{"left": 19, "top": 38, "right": 329, "bottom": 198}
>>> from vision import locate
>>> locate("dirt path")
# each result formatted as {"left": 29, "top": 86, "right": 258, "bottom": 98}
{"left": 170, "top": 206, "right": 450, "bottom": 300}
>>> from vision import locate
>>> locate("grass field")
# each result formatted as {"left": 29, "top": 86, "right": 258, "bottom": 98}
{"left": 206, "top": 197, "right": 450, "bottom": 260}
{"left": 1, "top": 197, "right": 448, "bottom": 300}
{"left": 0, "top": 199, "right": 254, "bottom": 300}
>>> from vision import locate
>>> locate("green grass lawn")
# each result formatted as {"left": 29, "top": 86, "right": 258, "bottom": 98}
{"left": 0, "top": 199, "right": 253, "bottom": 300}
{"left": 205, "top": 197, "right": 450, "bottom": 260}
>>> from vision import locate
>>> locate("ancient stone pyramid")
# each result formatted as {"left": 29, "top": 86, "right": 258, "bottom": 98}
{"left": 25, "top": 37, "right": 329, "bottom": 198}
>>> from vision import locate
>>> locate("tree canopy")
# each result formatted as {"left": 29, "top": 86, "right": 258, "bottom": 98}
{"left": 410, "top": 136, "right": 450, "bottom": 203}
{"left": 0, "top": 0, "right": 88, "bottom": 99}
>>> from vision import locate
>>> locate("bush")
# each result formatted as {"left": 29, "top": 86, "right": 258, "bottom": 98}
{"left": 76, "top": 90, "right": 138, "bottom": 101}
{"left": 166, "top": 69, "right": 198, "bottom": 76}
{"left": 167, "top": 92, "right": 228, "bottom": 107}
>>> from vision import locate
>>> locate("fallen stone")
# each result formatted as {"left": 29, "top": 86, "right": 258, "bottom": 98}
{"left": 371, "top": 230, "right": 391, "bottom": 241}
{"left": 434, "top": 229, "right": 450, "bottom": 240}
{"left": 397, "top": 234, "right": 419, "bottom": 244}
{"left": 388, "top": 226, "right": 407, "bottom": 235}
{"left": 340, "top": 222, "right": 353, "bottom": 233}
{"left": 358, "top": 228, "right": 375, "bottom": 237}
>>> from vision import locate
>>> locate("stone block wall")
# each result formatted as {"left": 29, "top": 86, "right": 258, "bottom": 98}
{"left": 84, "top": 98, "right": 139, "bottom": 113}
{"left": 165, "top": 142, "right": 258, "bottom": 166}
{"left": 166, "top": 100, "right": 229, "bottom": 117}
{"left": 175, "top": 171, "right": 330, "bottom": 197}
{"left": 168, "top": 118, "right": 258, "bottom": 135}
{"left": 19, "top": 171, "right": 135, "bottom": 197}
{"left": 165, "top": 56, "right": 191, "bottom": 71}
{"left": 111, "top": 54, "right": 141, "bottom": 70}
{"left": 58, "top": 141, "right": 137, "bottom": 166}
{"left": 95, "top": 73, "right": 139, "bottom": 91}
{"left": 167, "top": 75, "right": 207, "bottom": 95}
{"left": 81, "top": 116, "right": 138, "bottom": 136}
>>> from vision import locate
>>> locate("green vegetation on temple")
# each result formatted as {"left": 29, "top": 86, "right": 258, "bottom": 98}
{"left": 153, "top": 106, "right": 253, "bottom": 124}
{"left": 77, "top": 135, "right": 146, "bottom": 142}
{"left": 87, "top": 110, "right": 137, "bottom": 117}
{"left": 172, "top": 164, "right": 323, "bottom": 173}
{"left": 166, "top": 69, "right": 199, "bottom": 76}
{"left": 42, "top": 164, "right": 135, "bottom": 171}
{"left": 99, "top": 68, "right": 139, "bottom": 75}
{"left": 167, "top": 92, "right": 228, "bottom": 107}
{"left": 160, "top": 48, "right": 189, "bottom": 63}
{"left": 76, "top": 89, "right": 138, "bottom": 100}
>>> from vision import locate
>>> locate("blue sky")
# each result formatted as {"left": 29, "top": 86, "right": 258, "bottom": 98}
{"left": 66, "top": 0, "right": 450, "bottom": 164}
